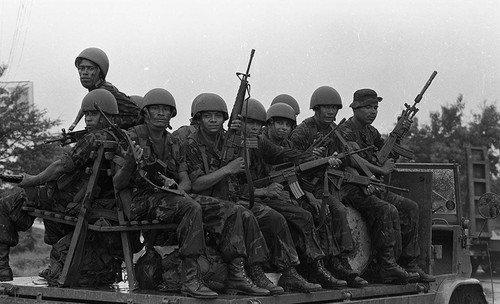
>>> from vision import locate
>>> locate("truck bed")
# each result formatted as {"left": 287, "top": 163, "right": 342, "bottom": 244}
{"left": 0, "top": 277, "right": 435, "bottom": 304}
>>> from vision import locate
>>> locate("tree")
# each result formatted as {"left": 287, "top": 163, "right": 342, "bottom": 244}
{"left": 0, "top": 67, "right": 63, "bottom": 175}
{"left": 400, "top": 94, "right": 500, "bottom": 202}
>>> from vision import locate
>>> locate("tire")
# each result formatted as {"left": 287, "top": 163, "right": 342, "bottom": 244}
{"left": 449, "top": 284, "right": 488, "bottom": 304}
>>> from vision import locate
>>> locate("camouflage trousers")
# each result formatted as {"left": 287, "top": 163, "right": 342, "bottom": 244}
{"left": 259, "top": 193, "right": 325, "bottom": 264}
{"left": 0, "top": 188, "right": 35, "bottom": 246}
{"left": 236, "top": 199, "right": 300, "bottom": 271}
{"left": 190, "top": 194, "right": 269, "bottom": 265}
{"left": 131, "top": 191, "right": 206, "bottom": 258}
{"left": 298, "top": 191, "right": 354, "bottom": 259}
{"left": 341, "top": 184, "right": 420, "bottom": 260}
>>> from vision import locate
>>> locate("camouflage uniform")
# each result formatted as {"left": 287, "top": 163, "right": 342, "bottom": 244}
{"left": 262, "top": 128, "right": 341, "bottom": 260}
{"left": 127, "top": 125, "right": 266, "bottom": 263}
{"left": 338, "top": 117, "right": 420, "bottom": 262}
{"left": 0, "top": 129, "right": 121, "bottom": 245}
{"left": 185, "top": 129, "right": 324, "bottom": 270}
{"left": 290, "top": 116, "right": 355, "bottom": 258}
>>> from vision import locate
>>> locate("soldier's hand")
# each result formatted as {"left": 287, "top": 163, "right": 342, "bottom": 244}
{"left": 402, "top": 119, "right": 412, "bottom": 130}
{"left": 312, "top": 147, "right": 326, "bottom": 157}
{"left": 229, "top": 119, "right": 243, "bottom": 133}
{"left": 225, "top": 157, "right": 246, "bottom": 174}
{"left": 265, "top": 182, "right": 284, "bottom": 198}
{"left": 381, "top": 158, "right": 396, "bottom": 175}
{"left": 328, "top": 154, "right": 342, "bottom": 168}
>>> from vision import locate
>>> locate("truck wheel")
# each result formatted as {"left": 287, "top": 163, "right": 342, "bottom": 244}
{"left": 449, "top": 284, "right": 487, "bottom": 304}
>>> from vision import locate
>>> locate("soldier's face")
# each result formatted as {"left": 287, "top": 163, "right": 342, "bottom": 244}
{"left": 84, "top": 111, "right": 101, "bottom": 129}
{"left": 199, "top": 111, "right": 224, "bottom": 135}
{"left": 269, "top": 119, "right": 293, "bottom": 141}
{"left": 315, "top": 105, "right": 339, "bottom": 125}
{"left": 77, "top": 59, "right": 101, "bottom": 89}
{"left": 353, "top": 104, "right": 378, "bottom": 125}
{"left": 145, "top": 105, "right": 172, "bottom": 129}
{"left": 244, "top": 119, "right": 263, "bottom": 138}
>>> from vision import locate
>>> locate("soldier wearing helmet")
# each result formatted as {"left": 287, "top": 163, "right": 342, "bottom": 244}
{"left": 114, "top": 89, "right": 274, "bottom": 298}
{"left": 0, "top": 90, "right": 134, "bottom": 284}
{"left": 186, "top": 97, "right": 346, "bottom": 292}
{"left": 338, "top": 88, "right": 435, "bottom": 284}
{"left": 264, "top": 103, "right": 296, "bottom": 146}
{"left": 69, "top": 47, "right": 139, "bottom": 131}
{"left": 289, "top": 86, "right": 369, "bottom": 287}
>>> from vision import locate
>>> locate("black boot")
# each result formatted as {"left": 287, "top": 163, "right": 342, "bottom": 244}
{"left": 328, "top": 255, "right": 368, "bottom": 288}
{"left": 400, "top": 257, "right": 436, "bottom": 282}
{"left": 225, "top": 257, "right": 270, "bottom": 296}
{"left": 247, "top": 264, "right": 284, "bottom": 295}
{"left": 278, "top": 266, "right": 322, "bottom": 292}
{"left": 304, "top": 260, "right": 347, "bottom": 289}
{"left": 379, "top": 249, "right": 418, "bottom": 284}
{"left": 180, "top": 257, "right": 218, "bottom": 299}
{"left": 0, "top": 244, "right": 13, "bottom": 282}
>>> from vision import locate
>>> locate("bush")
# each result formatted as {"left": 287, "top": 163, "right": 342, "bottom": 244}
{"left": 10, "top": 223, "right": 51, "bottom": 277}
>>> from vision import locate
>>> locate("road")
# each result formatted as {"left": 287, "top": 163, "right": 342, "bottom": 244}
{"left": 475, "top": 268, "right": 500, "bottom": 304}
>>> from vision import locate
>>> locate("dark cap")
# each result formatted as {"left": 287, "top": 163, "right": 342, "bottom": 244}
{"left": 349, "top": 88, "right": 383, "bottom": 108}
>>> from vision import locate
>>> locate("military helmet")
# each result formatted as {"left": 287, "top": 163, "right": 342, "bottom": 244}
{"left": 192, "top": 93, "right": 228, "bottom": 120}
{"left": 75, "top": 47, "right": 110, "bottom": 79}
{"left": 271, "top": 94, "right": 300, "bottom": 115}
{"left": 310, "top": 86, "right": 342, "bottom": 109}
{"left": 130, "top": 95, "right": 144, "bottom": 109}
{"left": 266, "top": 103, "right": 296, "bottom": 124}
{"left": 81, "top": 89, "right": 118, "bottom": 114}
{"left": 142, "top": 88, "right": 177, "bottom": 117}
{"left": 241, "top": 98, "right": 266, "bottom": 123}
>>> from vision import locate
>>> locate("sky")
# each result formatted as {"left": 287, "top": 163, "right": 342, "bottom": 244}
{"left": 0, "top": 0, "right": 499, "bottom": 133}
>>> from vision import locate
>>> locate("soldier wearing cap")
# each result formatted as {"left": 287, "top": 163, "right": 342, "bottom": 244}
{"left": 338, "top": 88, "right": 435, "bottom": 284}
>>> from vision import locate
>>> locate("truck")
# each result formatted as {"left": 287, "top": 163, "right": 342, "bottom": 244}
{"left": 0, "top": 162, "right": 488, "bottom": 303}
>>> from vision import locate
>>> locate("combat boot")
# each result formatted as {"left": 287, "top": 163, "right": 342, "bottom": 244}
{"left": 277, "top": 266, "right": 322, "bottom": 292}
{"left": 0, "top": 244, "right": 13, "bottom": 282}
{"left": 225, "top": 257, "right": 270, "bottom": 296}
{"left": 400, "top": 257, "right": 436, "bottom": 282}
{"left": 328, "top": 255, "right": 368, "bottom": 288}
{"left": 379, "top": 249, "right": 418, "bottom": 284}
{"left": 180, "top": 257, "right": 218, "bottom": 299}
{"left": 247, "top": 264, "right": 284, "bottom": 295}
{"left": 303, "top": 260, "right": 347, "bottom": 289}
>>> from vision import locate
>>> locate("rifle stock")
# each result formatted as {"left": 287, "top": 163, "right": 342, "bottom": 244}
{"left": 376, "top": 71, "right": 437, "bottom": 164}
{"left": 0, "top": 173, "right": 23, "bottom": 184}
{"left": 327, "top": 169, "right": 409, "bottom": 193}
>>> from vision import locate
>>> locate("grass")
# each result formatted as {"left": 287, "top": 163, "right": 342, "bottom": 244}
{"left": 10, "top": 220, "right": 51, "bottom": 277}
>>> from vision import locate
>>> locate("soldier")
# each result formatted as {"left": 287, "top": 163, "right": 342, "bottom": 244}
{"left": 289, "top": 86, "right": 368, "bottom": 287}
{"left": 69, "top": 47, "right": 139, "bottom": 131}
{"left": 0, "top": 89, "right": 129, "bottom": 282}
{"left": 266, "top": 102, "right": 368, "bottom": 287}
{"left": 185, "top": 94, "right": 347, "bottom": 292}
{"left": 338, "top": 88, "right": 435, "bottom": 283}
{"left": 113, "top": 88, "right": 272, "bottom": 298}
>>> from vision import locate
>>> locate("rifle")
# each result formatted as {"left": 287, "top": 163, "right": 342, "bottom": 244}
{"left": 44, "top": 129, "right": 88, "bottom": 146}
{"left": 220, "top": 49, "right": 257, "bottom": 208}
{"left": 306, "top": 118, "right": 346, "bottom": 153}
{"left": 0, "top": 173, "right": 23, "bottom": 184}
{"left": 221, "top": 49, "right": 257, "bottom": 163}
{"left": 253, "top": 145, "right": 374, "bottom": 199}
{"left": 94, "top": 104, "right": 186, "bottom": 198}
{"left": 326, "top": 168, "right": 409, "bottom": 193}
{"left": 376, "top": 71, "right": 437, "bottom": 164}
